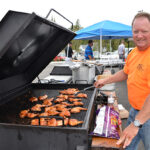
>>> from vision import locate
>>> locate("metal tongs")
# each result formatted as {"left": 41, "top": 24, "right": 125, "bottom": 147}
{"left": 75, "top": 85, "right": 95, "bottom": 96}
{"left": 83, "top": 85, "right": 95, "bottom": 91}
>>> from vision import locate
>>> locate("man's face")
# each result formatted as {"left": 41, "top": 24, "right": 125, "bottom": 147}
{"left": 69, "top": 44, "right": 72, "bottom": 47}
{"left": 90, "top": 42, "right": 93, "bottom": 47}
{"left": 132, "top": 17, "right": 150, "bottom": 50}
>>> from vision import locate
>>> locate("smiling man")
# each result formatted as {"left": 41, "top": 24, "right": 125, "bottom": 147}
{"left": 94, "top": 12, "right": 150, "bottom": 150}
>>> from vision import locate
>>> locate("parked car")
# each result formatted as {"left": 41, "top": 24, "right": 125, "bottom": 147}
{"left": 53, "top": 52, "right": 66, "bottom": 61}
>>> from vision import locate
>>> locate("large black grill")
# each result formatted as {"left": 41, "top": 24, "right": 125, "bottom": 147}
{"left": 0, "top": 84, "right": 97, "bottom": 150}
{"left": 0, "top": 9, "right": 99, "bottom": 150}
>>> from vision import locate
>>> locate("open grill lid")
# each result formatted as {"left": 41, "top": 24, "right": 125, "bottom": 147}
{"left": 0, "top": 10, "right": 76, "bottom": 100}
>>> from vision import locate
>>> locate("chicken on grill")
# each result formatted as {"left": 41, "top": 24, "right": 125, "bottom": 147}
{"left": 59, "top": 110, "right": 71, "bottom": 118}
{"left": 56, "top": 107, "right": 70, "bottom": 112}
{"left": 27, "top": 113, "right": 38, "bottom": 118}
{"left": 61, "top": 102, "right": 74, "bottom": 106}
{"left": 39, "top": 94, "right": 48, "bottom": 100}
{"left": 39, "top": 112, "right": 49, "bottom": 117}
{"left": 76, "top": 93, "right": 87, "bottom": 98}
{"left": 69, "top": 119, "right": 84, "bottom": 126}
{"left": 29, "top": 97, "right": 38, "bottom": 102}
{"left": 57, "top": 94, "right": 68, "bottom": 100}
{"left": 59, "top": 88, "right": 79, "bottom": 95}
{"left": 43, "top": 99, "right": 53, "bottom": 106}
{"left": 31, "top": 119, "right": 39, "bottom": 126}
{"left": 31, "top": 104, "right": 42, "bottom": 111}
{"left": 54, "top": 98, "right": 66, "bottom": 103}
{"left": 40, "top": 118, "right": 47, "bottom": 126}
{"left": 19, "top": 109, "right": 29, "bottom": 118}
{"left": 56, "top": 118, "right": 69, "bottom": 126}
{"left": 45, "top": 106, "right": 57, "bottom": 112}
{"left": 47, "top": 118, "right": 57, "bottom": 126}
{"left": 69, "top": 98, "right": 82, "bottom": 102}
{"left": 73, "top": 101, "right": 84, "bottom": 106}
{"left": 68, "top": 95, "right": 75, "bottom": 98}
{"left": 55, "top": 104, "right": 67, "bottom": 108}
{"left": 70, "top": 107, "right": 87, "bottom": 113}
{"left": 47, "top": 110, "right": 59, "bottom": 116}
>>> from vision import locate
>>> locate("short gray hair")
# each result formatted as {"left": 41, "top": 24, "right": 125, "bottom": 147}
{"left": 132, "top": 12, "right": 150, "bottom": 26}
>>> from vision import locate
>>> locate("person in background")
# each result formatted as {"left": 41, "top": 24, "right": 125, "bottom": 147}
{"left": 94, "top": 12, "right": 150, "bottom": 150}
{"left": 118, "top": 40, "right": 125, "bottom": 61}
{"left": 84, "top": 40, "right": 94, "bottom": 60}
{"left": 65, "top": 42, "right": 73, "bottom": 58}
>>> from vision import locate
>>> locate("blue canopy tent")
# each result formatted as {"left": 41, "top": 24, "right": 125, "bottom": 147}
{"left": 74, "top": 20, "right": 133, "bottom": 54}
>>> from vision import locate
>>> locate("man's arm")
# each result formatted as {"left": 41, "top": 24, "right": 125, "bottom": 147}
{"left": 94, "top": 70, "right": 128, "bottom": 88}
{"left": 117, "top": 94, "right": 150, "bottom": 148}
{"left": 88, "top": 55, "right": 93, "bottom": 60}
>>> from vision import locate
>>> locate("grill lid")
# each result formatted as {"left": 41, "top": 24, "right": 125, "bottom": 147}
{"left": 0, "top": 10, "right": 76, "bottom": 99}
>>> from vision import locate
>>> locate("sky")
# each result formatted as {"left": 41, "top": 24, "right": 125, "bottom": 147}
{"left": 0, "top": 0, "right": 150, "bottom": 29}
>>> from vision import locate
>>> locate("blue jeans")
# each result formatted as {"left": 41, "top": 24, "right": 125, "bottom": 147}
{"left": 125, "top": 107, "right": 150, "bottom": 150}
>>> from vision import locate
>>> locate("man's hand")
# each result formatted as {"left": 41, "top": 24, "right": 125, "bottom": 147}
{"left": 94, "top": 79, "right": 106, "bottom": 88}
{"left": 116, "top": 123, "right": 139, "bottom": 148}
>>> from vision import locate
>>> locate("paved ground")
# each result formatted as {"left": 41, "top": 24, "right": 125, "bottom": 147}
{"left": 35, "top": 62, "right": 144, "bottom": 150}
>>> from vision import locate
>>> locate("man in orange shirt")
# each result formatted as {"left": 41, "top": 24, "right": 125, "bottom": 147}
{"left": 94, "top": 12, "right": 150, "bottom": 150}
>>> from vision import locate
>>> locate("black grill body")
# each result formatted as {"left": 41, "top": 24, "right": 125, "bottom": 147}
{"left": 0, "top": 84, "right": 97, "bottom": 150}
{"left": 0, "top": 10, "right": 101, "bottom": 150}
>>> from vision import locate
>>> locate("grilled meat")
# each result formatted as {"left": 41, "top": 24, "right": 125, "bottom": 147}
{"left": 40, "top": 118, "right": 47, "bottom": 126}
{"left": 47, "top": 118, "right": 57, "bottom": 126}
{"left": 64, "top": 118, "right": 69, "bottom": 126}
{"left": 43, "top": 99, "right": 53, "bottom": 106}
{"left": 55, "top": 104, "right": 67, "bottom": 108}
{"left": 68, "top": 95, "right": 75, "bottom": 98}
{"left": 69, "top": 98, "right": 82, "bottom": 102}
{"left": 59, "top": 88, "right": 79, "bottom": 95}
{"left": 56, "top": 120, "right": 63, "bottom": 126}
{"left": 56, "top": 107, "right": 69, "bottom": 112}
{"left": 29, "top": 97, "right": 38, "bottom": 102}
{"left": 31, "top": 119, "right": 39, "bottom": 126}
{"left": 27, "top": 113, "right": 38, "bottom": 118}
{"left": 39, "top": 112, "right": 49, "bottom": 117}
{"left": 73, "top": 101, "right": 84, "bottom": 106}
{"left": 70, "top": 107, "right": 87, "bottom": 113}
{"left": 54, "top": 98, "right": 65, "bottom": 103}
{"left": 76, "top": 93, "right": 87, "bottom": 98}
{"left": 59, "top": 110, "right": 71, "bottom": 118}
{"left": 69, "top": 119, "right": 83, "bottom": 126}
{"left": 39, "top": 94, "right": 48, "bottom": 100}
{"left": 57, "top": 94, "right": 68, "bottom": 100}
{"left": 47, "top": 110, "right": 59, "bottom": 116}
{"left": 45, "top": 106, "right": 56, "bottom": 112}
{"left": 31, "top": 104, "right": 42, "bottom": 111}
{"left": 61, "top": 102, "right": 74, "bottom": 106}
{"left": 19, "top": 109, "right": 29, "bottom": 118}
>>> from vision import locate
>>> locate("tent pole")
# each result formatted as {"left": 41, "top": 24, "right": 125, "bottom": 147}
{"left": 100, "top": 35, "right": 102, "bottom": 58}
{"left": 110, "top": 39, "right": 112, "bottom": 52}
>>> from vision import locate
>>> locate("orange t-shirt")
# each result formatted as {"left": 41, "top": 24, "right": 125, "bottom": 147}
{"left": 123, "top": 47, "right": 150, "bottom": 110}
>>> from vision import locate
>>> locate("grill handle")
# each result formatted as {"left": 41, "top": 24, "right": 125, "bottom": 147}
{"left": 46, "top": 8, "right": 73, "bottom": 30}
{"left": 75, "top": 80, "right": 88, "bottom": 84}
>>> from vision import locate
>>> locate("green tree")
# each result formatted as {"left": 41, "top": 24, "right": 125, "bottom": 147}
{"left": 69, "top": 19, "right": 87, "bottom": 51}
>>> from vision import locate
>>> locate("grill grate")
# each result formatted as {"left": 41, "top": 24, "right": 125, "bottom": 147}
{"left": 0, "top": 85, "right": 94, "bottom": 128}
